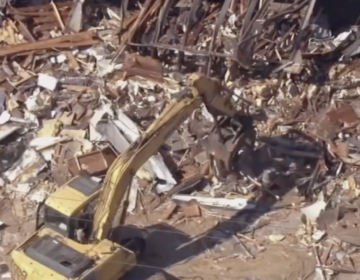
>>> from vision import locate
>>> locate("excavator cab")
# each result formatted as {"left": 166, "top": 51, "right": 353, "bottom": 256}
{"left": 35, "top": 176, "right": 100, "bottom": 241}
{"left": 10, "top": 174, "right": 138, "bottom": 280}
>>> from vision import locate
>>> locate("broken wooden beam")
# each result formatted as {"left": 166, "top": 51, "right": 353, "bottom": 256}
{"left": 0, "top": 31, "right": 98, "bottom": 57}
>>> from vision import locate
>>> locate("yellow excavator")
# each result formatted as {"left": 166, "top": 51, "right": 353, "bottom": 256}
{"left": 9, "top": 74, "right": 245, "bottom": 280}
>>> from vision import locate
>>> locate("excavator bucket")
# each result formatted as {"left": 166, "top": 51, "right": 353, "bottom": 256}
{"left": 206, "top": 115, "right": 256, "bottom": 179}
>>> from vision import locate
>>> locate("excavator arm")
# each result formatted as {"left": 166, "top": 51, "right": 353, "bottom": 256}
{"left": 93, "top": 74, "right": 238, "bottom": 241}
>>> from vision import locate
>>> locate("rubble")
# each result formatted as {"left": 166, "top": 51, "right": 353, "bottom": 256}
{"left": 5, "top": 0, "right": 360, "bottom": 279}
{"left": 173, "top": 194, "right": 255, "bottom": 211}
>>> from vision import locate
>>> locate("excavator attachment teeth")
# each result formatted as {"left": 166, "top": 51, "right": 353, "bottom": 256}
{"left": 206, "top": 115, "right": 256, "bottom": 179}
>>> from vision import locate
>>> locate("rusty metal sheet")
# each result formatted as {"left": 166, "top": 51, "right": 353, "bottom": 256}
{"left": 66, "top": 146, "right": 117, "bottom": 176}
{"left": 326, "top": 105, "right": 360, "bottom": 129}
{"left": 122, "top": 53, "right": 164, "bottom": 83}
{"left": 312, "top": 105, "right": 360, "bottom": 139}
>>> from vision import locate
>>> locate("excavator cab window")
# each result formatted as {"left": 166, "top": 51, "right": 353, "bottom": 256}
{"left": 42, "top": 205, "right": 92, "bottom": 241}
{"left": 35, "top": 201, "right": 45, "bottom": 230}
{"left": 43, "top": 206, "right": 73, "bottom": 237}
{"left": 36, "top": 176, "right": 100, "bottom": 240}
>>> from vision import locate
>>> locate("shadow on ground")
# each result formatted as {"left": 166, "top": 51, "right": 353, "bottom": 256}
{"left": 119, "top": 131, "right": 322, "bottom": 280}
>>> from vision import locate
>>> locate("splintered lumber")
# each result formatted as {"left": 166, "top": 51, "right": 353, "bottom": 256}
{"left": 0, "top": 31, "right": 98, "bottom": 57}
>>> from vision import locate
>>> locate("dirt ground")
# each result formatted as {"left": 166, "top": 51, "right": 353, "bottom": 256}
{"left": 0, "top": 194, "right": 318, "bottom": 280}
{"left": 122, "top": 201, "right": 316, "bottom": 280}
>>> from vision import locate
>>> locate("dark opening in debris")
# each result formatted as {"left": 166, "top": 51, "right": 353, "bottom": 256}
{"left": 319, "top": 0, "right": 360, "bottom": 32}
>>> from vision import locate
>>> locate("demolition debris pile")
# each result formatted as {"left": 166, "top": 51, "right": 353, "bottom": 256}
{"left": 2, "top": 0, "right": 360, "bottom": 279}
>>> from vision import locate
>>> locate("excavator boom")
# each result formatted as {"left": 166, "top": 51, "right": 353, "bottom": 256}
{"left": 93, "top": 74, "right": 237, "bottom": 240}
{"left": 9, "top": 74, "right": 243, "bottom": 280}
